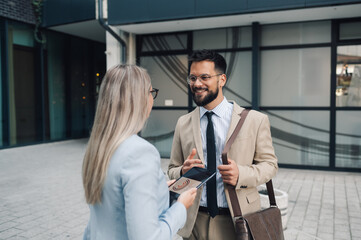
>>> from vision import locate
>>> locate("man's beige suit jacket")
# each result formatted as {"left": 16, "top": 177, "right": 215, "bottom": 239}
{"left": 168, "top": 101, "right": 278, "bottom": 238}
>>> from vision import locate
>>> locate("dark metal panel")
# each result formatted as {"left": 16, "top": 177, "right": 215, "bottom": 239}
{"left": 195, "top": 0, "right": 247, "bottom": 15}
{"left": 0, "top": 19, "right": 9, "bottom": 146}
{"left": 248, "top": 0, "right": 305, "bottom": 11}
{"left": 187, "top": 32, "right": 193, "bottom": 113}
{"left": 329, "top": 20, "right": 338, "bottom": 169}
{"left": 43, "top": 0, "right": 95, "bottom": 27}
{"left": 107, "top": 0, "right": 361, "bottom": 25}
{"left": 108, "top": 0, "right": 150, "bottom": 24}
{"left": 108, "top": 0, "right": 194, "bottom": 24}
{"left": 305, "top": 0, "right": 361, "bottom": 6}
{"left": 148, "top": 0, "right": 194, "bottom": 20}
{"left": 34, "top": 43, "right": 45, "bottom": 141}
{"left": 252, "top": 22, "right": 260, "bottom": 111}
{"left": 65, "top": 37, "right": 72, "bottom": 138}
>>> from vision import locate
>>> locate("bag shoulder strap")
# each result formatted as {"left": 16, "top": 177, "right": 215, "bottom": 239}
{"left": 221, "top": 109, "right": 277, "bottom": 218}
{"left": 221, "top": 109, "right": 250, "bottom": 161}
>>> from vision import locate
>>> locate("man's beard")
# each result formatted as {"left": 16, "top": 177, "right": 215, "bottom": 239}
{"left": 192, "top": 86, "right": 219, "bottom": 107}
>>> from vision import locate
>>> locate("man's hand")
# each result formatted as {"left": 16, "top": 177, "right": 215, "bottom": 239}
{"left": 218, "top": 158, "right": 239, "bottom": 186}
{"left": 181, "top": 148, "right": 204, "bottom": 175}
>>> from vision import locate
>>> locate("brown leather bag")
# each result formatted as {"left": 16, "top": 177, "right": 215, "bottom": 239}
{"left": 222, "top": 109, "right": 284, "bottom": 240}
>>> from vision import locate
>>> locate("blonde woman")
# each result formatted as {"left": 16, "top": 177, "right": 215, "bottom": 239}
{"left": 82, "top": 64, "right": 197, "bottom": 240}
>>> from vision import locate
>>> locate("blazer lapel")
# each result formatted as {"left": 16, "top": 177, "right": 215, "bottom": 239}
{"left": 191, "top": 108, "right": 204, "bottom": 163}
{"left": 225, "top": 101, "right": 245, "bottom": 142}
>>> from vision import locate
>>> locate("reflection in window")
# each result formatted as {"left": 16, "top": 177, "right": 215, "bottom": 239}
{"left": 140, "top": 110, "right": 188, "bottom": 157}
{"left": 141, "top": 34, "right": 187, "bottom": 52}
{"left": 261, "top": 48, "right": 330, "bottom": 106}
{"left": 193, "top": 27, "right": 252, "bottom": 50}
{"left": 336, "top": 45, "right": 361, "bottom": 107}
{"left": 340, "top": 21, "right": 361, "bottom": 40}
{"left": 261, "top": 21, "right": 330, "bottom": 46}
{"left": 266, "top": 111, "right": 329, "bottom": 167}
{"left": 336, "top": 111, "right": 361, "bottom": 168}
{"left": 221, "top": 51, "right": 252, "bottom": 107}
{"left": 140, "top": 55, "right": 188, "bottom": 107}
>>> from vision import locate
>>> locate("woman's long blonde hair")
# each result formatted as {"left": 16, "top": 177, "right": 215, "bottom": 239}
{"left": 82, "top": 64, "right": 151, "bottom": 204}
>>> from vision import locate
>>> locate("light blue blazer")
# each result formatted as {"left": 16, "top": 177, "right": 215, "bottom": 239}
{"left": 83, "top": 134, "right": 186, "bottom": 240}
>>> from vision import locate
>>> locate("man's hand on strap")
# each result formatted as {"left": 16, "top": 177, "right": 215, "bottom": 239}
{"left": 218, "top": 158, "right": 239, "bottom": 186}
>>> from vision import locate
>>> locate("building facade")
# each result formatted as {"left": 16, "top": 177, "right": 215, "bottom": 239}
{"left": 136, "top": 19, "right": 361, "bottom": 171}
{"left": 0, "top": 0, "right": 106, "bottom": 148}
{"left": 1, "top": 0, "right": 361, "bottom": 171}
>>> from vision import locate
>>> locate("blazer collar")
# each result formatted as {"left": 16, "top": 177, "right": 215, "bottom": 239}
{"left": 225, "top": 101, "right": 245, "bottom": 142}
{"left": 191, "top": 108, "right": 204, "bottom": 163}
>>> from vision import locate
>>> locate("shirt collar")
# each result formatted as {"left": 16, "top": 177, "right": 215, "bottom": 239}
{"left": 200, "top": 97, "right": 230, "bottom": 119}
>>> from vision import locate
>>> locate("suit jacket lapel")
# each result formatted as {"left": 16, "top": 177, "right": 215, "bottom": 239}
{"left": 225, "top": 101, "right": 245, "bottom": 142}
{"left": 191, "top": 108, "right": 204, "bottom": 163}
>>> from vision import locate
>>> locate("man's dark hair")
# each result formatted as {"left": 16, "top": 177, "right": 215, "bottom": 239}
{"left": 188, "top": 49, "right": 227, "bottom": 74}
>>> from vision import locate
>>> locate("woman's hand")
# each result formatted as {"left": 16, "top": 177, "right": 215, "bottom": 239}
{"left": 167, "top": 179, "right": 176, "bottom": 187}
{"left": 177, "top": 188, "right": 197, "bottom": 209}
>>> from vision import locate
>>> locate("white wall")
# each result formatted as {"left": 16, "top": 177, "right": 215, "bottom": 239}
{"left": 105, "top": 29, "right": 136, "bottom": 68}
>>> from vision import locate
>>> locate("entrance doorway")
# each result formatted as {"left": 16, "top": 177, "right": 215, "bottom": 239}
{"left": 13, "top": 46, "right": 36, "bottom": 144}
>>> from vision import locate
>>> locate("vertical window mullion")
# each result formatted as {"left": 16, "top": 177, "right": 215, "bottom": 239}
{"left": 329, "top": 20, "right": 338, "bottom": 169}
{"left": 252, "top": 22, "right": 260, "bottom": 111}
{"left": 0, "top": 19, "right": 10, "bottom": 147}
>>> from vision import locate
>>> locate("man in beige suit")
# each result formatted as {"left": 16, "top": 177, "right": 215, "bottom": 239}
{"left": 168, "top": 49, "right": 278, "bottom": 240}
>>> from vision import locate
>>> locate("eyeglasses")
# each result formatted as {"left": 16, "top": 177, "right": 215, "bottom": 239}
{"left": 150, "top": 88, "right": 159, "bottom": 99}
{"left": 187, "top": 74, "right": 222, "bottom": 85}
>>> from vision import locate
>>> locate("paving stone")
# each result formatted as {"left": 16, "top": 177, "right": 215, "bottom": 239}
{"left": 301, "top": 227, "right": 317, "bottom": 236}
{"left": 317, "top": 232, "right": 334, "bottom": 239}
{"left": 17, "top": 227, "right": 45, "bottom": 239}
{"left": 334, "top": 230, "right": 352, "bottom": 240}
{"left": 351, "top": 229, "right": 361, "bottom": 239}
{"left": 0, "top": 228, "right": 24, "bottom": 239}
{"left": 1, "top": 139, "right": 361, "bottom": 240}
{"left": 0, "top": 216, "right": 18, "bottom": 225}
{"left": 0, "top": 222, "right": 20, "bottom": 232}
{"left": 318, "top": 225, "right": 334, "bottom": 234}
{"left": 5, "top": 235, "right": 27, "bottom": 240}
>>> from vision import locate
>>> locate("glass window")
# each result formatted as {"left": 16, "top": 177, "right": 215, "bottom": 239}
{"left": 221, "top": 51, "right": 252, "bottom": 107}
{"left": 261, "top": 21, "right": 331, "bottom": 46}
{"left": 11, "top": 23, "right": 34, "bottom": 47}
{"left": 67, "top": 38, "right": 97, "bottom": 138}
{"left": 266, "top": 110, "right": 330, "bottom": 166}
{"left": 260, "top": 47, "right": 331, "bottom": 106}
{"left": 336, "top": 111, "right": 361, "bottom": 168}
{"left": 140, "top": 110, "right": 188, "bottom": 158}
{"left": 340, "top": 21, "right": 361, "bottom": 41}
{"left": 140, "top": 55, "right": 188, "bottom": 107}
{"left": 141, "top": 33, "right": 187, "bottom": 52}
{"left": 336, "top": 45, "right": 361, "bottom": 107}
{"left": 193, "top": 26, "right": 252, "bottom": 50}
{"left": 47, "top": 32, "right": 66, "bottom": 140}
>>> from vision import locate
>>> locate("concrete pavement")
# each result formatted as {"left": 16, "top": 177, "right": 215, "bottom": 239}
{"left": 0, "top": 139, "right": 360, "bottom": 240}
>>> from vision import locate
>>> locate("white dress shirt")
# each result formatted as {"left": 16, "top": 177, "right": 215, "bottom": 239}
{"left": 199, "top": 97, "right": 233, "bottom": 208}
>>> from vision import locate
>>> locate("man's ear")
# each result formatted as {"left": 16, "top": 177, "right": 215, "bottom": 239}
{"left": 219, "top": 74, "right": 227, "bottom": 87}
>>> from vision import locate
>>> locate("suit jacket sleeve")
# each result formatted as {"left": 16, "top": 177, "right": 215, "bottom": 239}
{"left": 235, "top": 113, "right": 278, "bottom": 189}
{"left": 168, "top": 117, "right": 185, "bottom": 180}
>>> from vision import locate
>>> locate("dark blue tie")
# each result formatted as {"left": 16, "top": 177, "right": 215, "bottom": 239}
{"left": 205, "top": 111, "right": 218, "bottom": 217}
